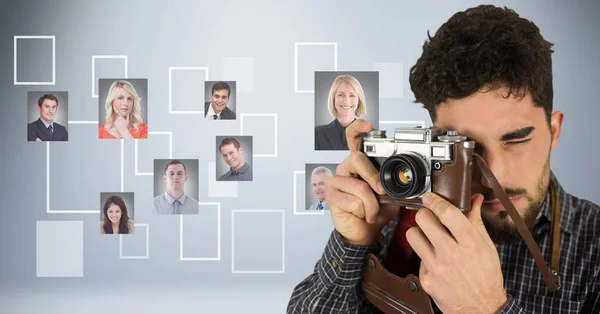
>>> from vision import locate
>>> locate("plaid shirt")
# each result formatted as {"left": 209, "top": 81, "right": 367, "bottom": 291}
{"left": 287, "top": 173, "right": 600, "bottom": 313}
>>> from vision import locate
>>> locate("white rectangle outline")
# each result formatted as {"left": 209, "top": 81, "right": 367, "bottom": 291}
{"left": 223, "top": 57, "right": 253, "bottom": 92}
{"left": 14, "top": 36, "right": 56, "bottom": 85}
{"left": 179, "top": 202, "right": 221, "bottom": 261}
{"left": 380, "top": 120, "right": 426, "bottom": 128}
{"left": 293, "top": 170, "right": 324, "bottom": 216}
{"left": 134, "top": 131, "right": 173, "bottom": 176}
{"left": 240, "top": 113, "right": 278, "bottom": 158}
{"left": 168, "top": 67, "right": 208, "bottom": 114}
{"left": 373, "top": 62, "right": 404, "bottom": 99}
{"left": 294, "top": 42, "right": 338, "bottom": 93}
{"left": 208, "top": 161, "right": 239, "bottom": 198}
{"left": 91, "top": 55, "right": 128, "bottom": 98}
{"left": 231, "top": 209, "right": 285, "bottom": 274}
{"left": 119, "top": 223, "right": 150, "bottom": 259}
{"left": 46, "top": 124, "right": 123, "bottom": 214}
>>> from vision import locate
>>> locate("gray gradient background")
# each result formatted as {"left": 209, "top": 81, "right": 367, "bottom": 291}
{"left": 27, "top": 91, "right": 68, "bottom": 134}
{"left": 153, "top": 159, "right": 199, "bottom": 200}
{"left": 15, "top": 36, "right": 53, "bottom": 83}
{"left": 204, "top": 80, "right": 237, "bottom": 116}
{"left": 99, "top": 192, "right": 135, "bottom": 224}
{"left": 1, "top": 1, "right": 599, "bottom": 314}
{"left": 216, "top": 135, "right": 253, "bottom": 180}
{"left": 98, "top": 78, "right": 148, "bottom": 126}
{"left": 305, "top": 163, "right": 337, "bottom": 209}
{"left": 314, "top": 71, "right": 380, "bottom": 127}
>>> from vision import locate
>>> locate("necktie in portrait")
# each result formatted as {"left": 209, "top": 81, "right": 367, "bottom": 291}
{"left": 47, "top": 125, "right": 53, "bottom": 140}
{"left": 173, "top": 200, "right": 181, "bottom": 214}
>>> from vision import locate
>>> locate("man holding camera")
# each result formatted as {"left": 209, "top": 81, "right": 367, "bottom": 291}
{"left": 287, "top": 5, "right": 600, "bottom": 314}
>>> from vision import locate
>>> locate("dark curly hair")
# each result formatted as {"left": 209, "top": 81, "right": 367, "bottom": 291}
{"left": 409, "top": 5, "right": 554, "bottom": 124}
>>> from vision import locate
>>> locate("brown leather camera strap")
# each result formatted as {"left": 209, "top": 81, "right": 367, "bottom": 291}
{"left": 473, "top": 153, "right": 561, "bottom": 291}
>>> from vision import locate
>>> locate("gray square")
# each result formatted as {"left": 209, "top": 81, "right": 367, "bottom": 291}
{"left": 208, "top": 162, "right": 238, "bottom": 197}
{"left": 15, "top": 37, "right": 53, "bottom": 84}
{"left": 92, "top": 57, "right": 127, "bottom": 97}
{"left": 241, "top": 115, "right": 276, "bottom": 156}
{"left": 120, "top": 225, "right": 147, "bottom": 257}
{"left": 374, "top": 62, "right": 404, "bottom": 99}
{"left": 136, "top": 135, "right": 170, "bottom": 175}
{"left": 172, "top": 69, "right": 207, "bottom": 112}
{"left": 50, "top": 126, "right": 120, "bottom": 211}
{"left": 224, "top": 57, "right": 253, "bottom": 92}
{"left": 181, "top": 204, "right": 219, "bottom": 259}
{"left": 232, "top": 211, "right": 284, "bottom": 272}
{"left": 296, "top": 44, "right": 336, "bottom": 92}
{"left": 36, "top": 221, "right": 83, "bottom": 277}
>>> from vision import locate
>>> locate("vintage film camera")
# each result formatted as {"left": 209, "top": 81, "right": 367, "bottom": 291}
{"left": 359, "top": 126, "right": 559, "bottom": 314}
{"left": 361, "top": 126, "right": 484, "bottom": 212}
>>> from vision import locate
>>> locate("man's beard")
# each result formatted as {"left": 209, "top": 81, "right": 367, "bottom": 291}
{"left": 481, "top": 159, "right": 551, "bottom": 245}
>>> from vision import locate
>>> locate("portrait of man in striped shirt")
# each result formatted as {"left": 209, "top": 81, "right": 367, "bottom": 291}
{"left": 287, "top": 4, "right": 600, "bottom": 314}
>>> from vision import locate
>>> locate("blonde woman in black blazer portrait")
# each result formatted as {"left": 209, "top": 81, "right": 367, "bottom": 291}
{"left": 314, "top": 75, "right": 368, "bottom": 150}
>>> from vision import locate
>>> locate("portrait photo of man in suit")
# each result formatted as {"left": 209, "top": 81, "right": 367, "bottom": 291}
{"left": 305, "top": 164, "right": 336, "bottom": 211}
{"left": 27, "top": 92, "right": 69, "bottom": 142}
{"left": 204, "top": 81, "right": 237, "bottom": 120}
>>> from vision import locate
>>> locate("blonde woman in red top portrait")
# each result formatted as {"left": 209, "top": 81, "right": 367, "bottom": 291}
{"left": 98, "top": 80, "right": 148, "bottom": 139}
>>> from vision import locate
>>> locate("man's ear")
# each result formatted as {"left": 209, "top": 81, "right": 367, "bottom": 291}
{"left": 163, "top": 174, "right": 167, "bottom": 183}
{"left": 549, "top": 111, "right": 564, "bottom": 151}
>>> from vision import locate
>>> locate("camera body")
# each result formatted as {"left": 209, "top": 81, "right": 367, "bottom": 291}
{"left": 361, "top": 126, "right": 478, "bottom": 212}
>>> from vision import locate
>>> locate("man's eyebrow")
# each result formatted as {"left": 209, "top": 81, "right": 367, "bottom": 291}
{"left": 500, "top": 126, "right": 535, "bottom": 141}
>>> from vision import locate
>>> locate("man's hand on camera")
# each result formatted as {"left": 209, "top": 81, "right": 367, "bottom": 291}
{"left": 406, "top": 192, "right": 508, "bottom": 314}
{"left": 326, "top": 119, "right": 401, "bottom": 247}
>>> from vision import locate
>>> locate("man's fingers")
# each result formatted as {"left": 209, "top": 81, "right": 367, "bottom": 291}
{"left": 327, "top": 176, "right": 379, "bottom": 223}
{"left": 422, "top": 193, "right": 475, "bottom": 243}
{"left": 335, "top": 151, "right": 385, "bottom": 195}
{"left": 346, "top": 119, "right": 373, "bottom": 152}
{"left": 415, "top": 207, "right": 456, "bottom": 250}
{"left": 406, "top": 226, "right": 435, "bottom": 265}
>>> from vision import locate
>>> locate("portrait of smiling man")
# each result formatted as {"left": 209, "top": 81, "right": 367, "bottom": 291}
{"left": 204, "top": 81, "right": 236, "bottom": 120}
{"left": 27, "top": 92, "right": 69, "bottom": 142}
{"left": 217, "top": 136, "right": 253, "bottom": 181}
{"left": 288, "top": 4, "right": 600, "bottom": 314}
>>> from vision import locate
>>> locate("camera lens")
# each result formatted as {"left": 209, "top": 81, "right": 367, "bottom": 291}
{"left": 380, "top": 154, "right": 427, "bottom": 198}
{"left": 395, "top": 166, "right": 412, "bottom": 185}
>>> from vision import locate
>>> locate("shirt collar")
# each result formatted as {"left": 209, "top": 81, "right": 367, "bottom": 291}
{"left": 230, "top": 162, "right": 249, "bottom": 175}
{"left": 207, "top": 103, "right": 221, "bottom": 118}
{"left": 164, "top": 192, "right": 188, "bottom": 205}
{"left": 40, "top": 118, "right": 53, "bottom": 128}
{"left": 535, "top": 171, "right": 574, "bottom": 234}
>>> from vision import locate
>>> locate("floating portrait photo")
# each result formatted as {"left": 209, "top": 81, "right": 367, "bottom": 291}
{"left": 98, "top": 78, "right": 149, "bottom": 139}
{"left": 314, "top": 71, "right": 379, "bottom": 151}
{"left": 26, "top": 91, "right": 69, "bottom": 142}
{"left": 215, "top": 136, "right": 253, "bottom": 182}
{"left": 153, "top": 159, "right": 200, "bottom": 215}
{"left": 100, "top": 192, "right": 135, "bottom": 235}
{"left": 204, "top": 81, "right": 237, "bottom": 120}
{"left": 305, "top": 163, "right": 337, "bottom": 211}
